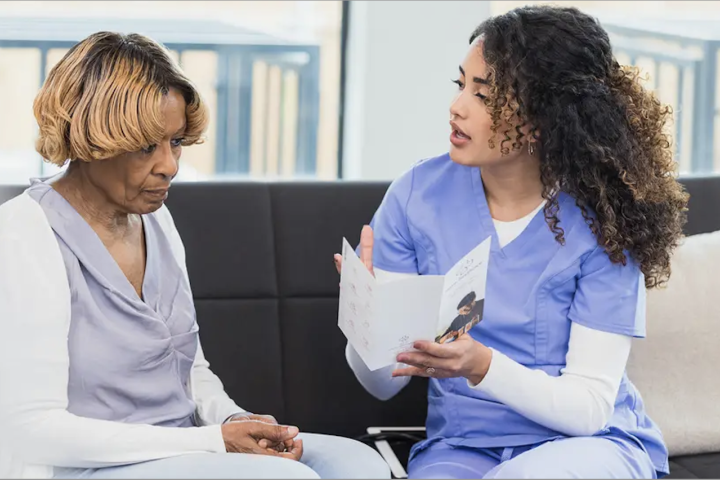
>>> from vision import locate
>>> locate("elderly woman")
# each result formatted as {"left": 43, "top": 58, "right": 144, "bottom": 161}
{"left": 0, "top": 32, "right": 389, "bottom": 480}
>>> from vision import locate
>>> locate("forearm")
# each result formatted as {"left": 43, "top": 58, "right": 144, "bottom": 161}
{"left": 1, "top": 408, "right": 225, "bottom": 468}
{"left": 344, "top": 267, "right": 416, "bottom": 400}
{"left": 472, "top": 350, "right": 613, "bottom": 436}
{"left": 471, "top": 323, "right": 630, "bottom": 436}
{"left": 191, "top": 342, "right": 246, "bottom": 425}
{"left": 346, "top": 343, "right": 410, "bottom": 401}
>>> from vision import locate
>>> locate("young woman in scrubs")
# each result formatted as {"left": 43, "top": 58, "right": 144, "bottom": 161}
{"left": 335, "top": 5, "right": 688, "bottom": 479}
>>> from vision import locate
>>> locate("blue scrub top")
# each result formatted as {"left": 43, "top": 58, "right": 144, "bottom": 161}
{"left": 367, "top": 153, "right": 668, "bottom": 475}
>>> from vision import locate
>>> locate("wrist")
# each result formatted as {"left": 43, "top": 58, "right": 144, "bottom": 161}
{"left": 223, "top": 411, "right": 252, "bottom": 424}
{"left": 467, "top": 344, "right": 493, "bottom": 386}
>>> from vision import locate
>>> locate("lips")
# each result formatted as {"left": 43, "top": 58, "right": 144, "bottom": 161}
{"left": 450, "top": 121, "right": 471, "bottom": 140}
{"left": 143, "top": 188, "right": 169, "bottom": 199}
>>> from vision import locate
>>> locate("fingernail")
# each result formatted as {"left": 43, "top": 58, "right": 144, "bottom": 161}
{"left": 287, "top": 426, "right": 299, "bottom": 436}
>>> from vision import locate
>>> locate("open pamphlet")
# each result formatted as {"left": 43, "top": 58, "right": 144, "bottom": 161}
{"left": 338, "top": 236, "right": 491, "bottom": 371}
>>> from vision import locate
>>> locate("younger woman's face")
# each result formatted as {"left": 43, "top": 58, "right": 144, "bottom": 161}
{"left": 448, "top": 42, "right": 530, "bottom": 167}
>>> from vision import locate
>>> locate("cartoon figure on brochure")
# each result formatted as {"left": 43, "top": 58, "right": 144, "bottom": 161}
{"left": 435, "top": 291, "right": 484, "bottom": 344}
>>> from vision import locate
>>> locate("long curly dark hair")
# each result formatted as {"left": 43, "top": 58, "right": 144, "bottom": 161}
{"left": 472, "top": 5, "right": 689, "bottom": 288}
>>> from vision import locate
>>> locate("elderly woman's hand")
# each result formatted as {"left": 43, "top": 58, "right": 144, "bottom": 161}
{"left": 227, "top": 413, "right": 296, "bottom": 453}
{"left": 220, "top": 420, "right": 303, "bottom": 461}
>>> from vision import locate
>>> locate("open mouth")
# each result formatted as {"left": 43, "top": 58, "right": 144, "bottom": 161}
{"left": 454, "top": 130, "right": 470, "bottom": 140}
{"left": 450, "top": 121, "right": 471, "bottom": 143}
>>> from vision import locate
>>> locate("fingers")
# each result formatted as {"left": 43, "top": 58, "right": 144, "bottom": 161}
{"left": 396, "top": 351, "right": 451, "bottom": 371}
{"left": 279, "top": 438, "right": 303, "bottom": 461}
{"left": 333, "top": 254, "right": 343, "bottom": 275}
{"left": 359, "top": 225, "right": 374, "bottom": 275}
{"left": 392, "top": 366, "right": 432, "bottom": 378}
{"left": 247, "top": 422, "right": 299, "bottom": 442}
{"left": 257, "top": 438, "right": 284, "bottom": 451}
{"left": 412, "top": 340, "right": 458, "bottom": 359}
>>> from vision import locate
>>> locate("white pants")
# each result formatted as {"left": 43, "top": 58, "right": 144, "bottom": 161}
{"left": 53, "top": 433, "right": 390, "bottom": 479}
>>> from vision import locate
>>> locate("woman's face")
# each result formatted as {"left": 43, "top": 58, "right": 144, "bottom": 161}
{"left": 80, "top": 88, "right": 187, "bottom": 215}
{"left": 448, "top": 42, "right": 528, "bottom": 167}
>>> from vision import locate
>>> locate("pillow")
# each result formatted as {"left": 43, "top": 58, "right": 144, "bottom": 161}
{"left": 627, "top": 230, "right": 720, "bottom": 456}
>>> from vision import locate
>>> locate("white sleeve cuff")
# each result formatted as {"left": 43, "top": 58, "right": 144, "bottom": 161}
{"left": 467, "top": 347, "right": 512, "bottom": 395}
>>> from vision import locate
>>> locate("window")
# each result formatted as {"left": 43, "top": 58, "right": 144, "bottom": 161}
{"left": 0, "top": 1, "right": 344, "bottom": 183}
{"left": 493, "top": 1, "right": 720, "bottom": 174}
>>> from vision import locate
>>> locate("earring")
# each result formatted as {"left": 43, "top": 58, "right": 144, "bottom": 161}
{"left": 528, "top": 142, "right": 536, "bottom": 156}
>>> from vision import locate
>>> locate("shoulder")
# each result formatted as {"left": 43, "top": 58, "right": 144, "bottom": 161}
{"left": 149, "top": 203, "right": 188, "bottom": 274}
{"left": 385, "top": 152, "right": 467, "bottom": 203}
{"left": 0, "top": 192, "right": 55, "bottom": 244}
{"left": 553, "top": 192, "right": 603, "bottom": 255}
{"left": 0, "top": 193, "right": 70, "bottom": 309}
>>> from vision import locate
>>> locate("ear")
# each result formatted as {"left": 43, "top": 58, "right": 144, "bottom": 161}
{"left": 529, "top": 125, "right": 541, "bottom": 142}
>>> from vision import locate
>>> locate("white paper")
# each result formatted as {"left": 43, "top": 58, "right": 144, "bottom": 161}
{"left": 338, "top": 236, "right": 491, "bottom": 371}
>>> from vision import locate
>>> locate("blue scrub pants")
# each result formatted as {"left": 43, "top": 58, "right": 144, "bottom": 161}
{"left": 53, "top": 433, "right": 390, "bottom": 479}
{"left": 408, "top": 436, "right": 658, "bottom": 479}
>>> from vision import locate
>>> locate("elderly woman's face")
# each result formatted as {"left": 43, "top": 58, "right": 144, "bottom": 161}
{"left": 82, "top": 88, "right": 187, "bottom": 215}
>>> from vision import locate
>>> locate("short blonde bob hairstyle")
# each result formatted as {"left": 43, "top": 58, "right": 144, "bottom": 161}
{"left": 33, "top": 31, "right": 208, "bottom": 166}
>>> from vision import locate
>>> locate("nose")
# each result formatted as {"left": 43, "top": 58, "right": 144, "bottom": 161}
{"left": 153, "top": 143, "right": 179, "bottom": 180}
{"left": 449, "top": 91, "right": 468, "bottom": 120}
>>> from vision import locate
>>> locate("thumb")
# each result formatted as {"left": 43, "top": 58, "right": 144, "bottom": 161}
{"left": 360, "top": 225, "right": 374, "bottom": 275}
{"left": 333, "top": 254, "right": 342, "bottom": 274}
{"left": 249, "top": 423, "right": 299, "bottom": 442}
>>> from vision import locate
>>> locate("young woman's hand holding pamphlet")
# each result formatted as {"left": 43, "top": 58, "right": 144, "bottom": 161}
{"left": 333, "top": 226, "right": 493, "bottom": 384}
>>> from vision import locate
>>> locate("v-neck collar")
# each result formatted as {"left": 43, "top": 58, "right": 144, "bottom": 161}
{"left": 471, "top": 168, "right": 563, "bottom": 259}
{"left": 34, "top": 181, "right": 155, "bottom": 308}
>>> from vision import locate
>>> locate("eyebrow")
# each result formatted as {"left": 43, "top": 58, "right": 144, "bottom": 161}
{"left": 459, "top": 66, "right": 489, "bottom": 85}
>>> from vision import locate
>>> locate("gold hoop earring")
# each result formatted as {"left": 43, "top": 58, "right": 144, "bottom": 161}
{"left": 528, "top": 142, "right": 536, "bottom": 156}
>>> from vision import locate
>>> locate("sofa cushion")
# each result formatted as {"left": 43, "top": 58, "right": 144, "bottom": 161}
{"left": 627, "top": 230, "right": 720, "bottom": 457}
{"left": 667, "top": 453, "right": 720, "bottom": 479}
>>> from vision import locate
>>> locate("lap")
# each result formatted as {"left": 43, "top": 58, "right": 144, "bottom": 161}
{"left": 407, "top": 437, "right": 656, "bottom": 480}
{"left": 408, "top": 442, "right": 501, "bottom": 479}
{"left": 298, "top": 432, "right": 390, "bottom": 479}
{"left": 485, "top": 437, "right": 657, "bottom": 479}
{"left": 53, "top": 453, "right": 319, "bottom": 479}
{"left": 53, "top": 433, "right": 389, "bottom": 480}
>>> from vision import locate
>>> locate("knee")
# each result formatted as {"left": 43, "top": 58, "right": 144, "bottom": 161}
{"left": 335, "top": 439, "right": 390, "bottom": 479}
{"left": 485, "top": 461, "right": 576, "bottom": 480}
{"left": 408, "top": 464, "right": 459, "bottom": 479}
{"left": 265, "top": 457, "right": 321, "bottom": 479}
{"left": 315, "top": 436, "right": 390, "bottom": 479}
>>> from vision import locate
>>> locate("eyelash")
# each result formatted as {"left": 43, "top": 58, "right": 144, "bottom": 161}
{"left": 141, "top": 138, "right": 184, "bottom": 154}
{"left": 452, "top": 79, "right": 487, "bottom": 100}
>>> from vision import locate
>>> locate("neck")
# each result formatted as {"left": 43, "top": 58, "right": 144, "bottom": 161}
{"left": 481, "top": 154, "right": 544, "bottom": 221}
{"left": 53, "top": 163, "right": 133, "bottom": 236}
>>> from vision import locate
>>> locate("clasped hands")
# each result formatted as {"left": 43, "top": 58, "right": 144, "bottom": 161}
{"left": 220, "top": 413, "right": 303, "bottom": 461}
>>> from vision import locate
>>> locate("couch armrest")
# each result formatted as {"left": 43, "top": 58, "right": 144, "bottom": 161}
{"left": 362, "top": 427, "right": 427, "bottom": 479}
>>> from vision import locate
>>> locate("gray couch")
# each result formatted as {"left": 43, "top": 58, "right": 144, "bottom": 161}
{"left": 1, "top": 174, "right": 718, "bottom": 478}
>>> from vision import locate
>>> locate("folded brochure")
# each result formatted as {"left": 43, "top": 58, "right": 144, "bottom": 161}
{"left": 338, "top": 236, "right": 491, "bottom": 371}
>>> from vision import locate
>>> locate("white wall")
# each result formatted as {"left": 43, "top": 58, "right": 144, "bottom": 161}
{"left": 342, "top": 1, "right": 492, "bottom": 180}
